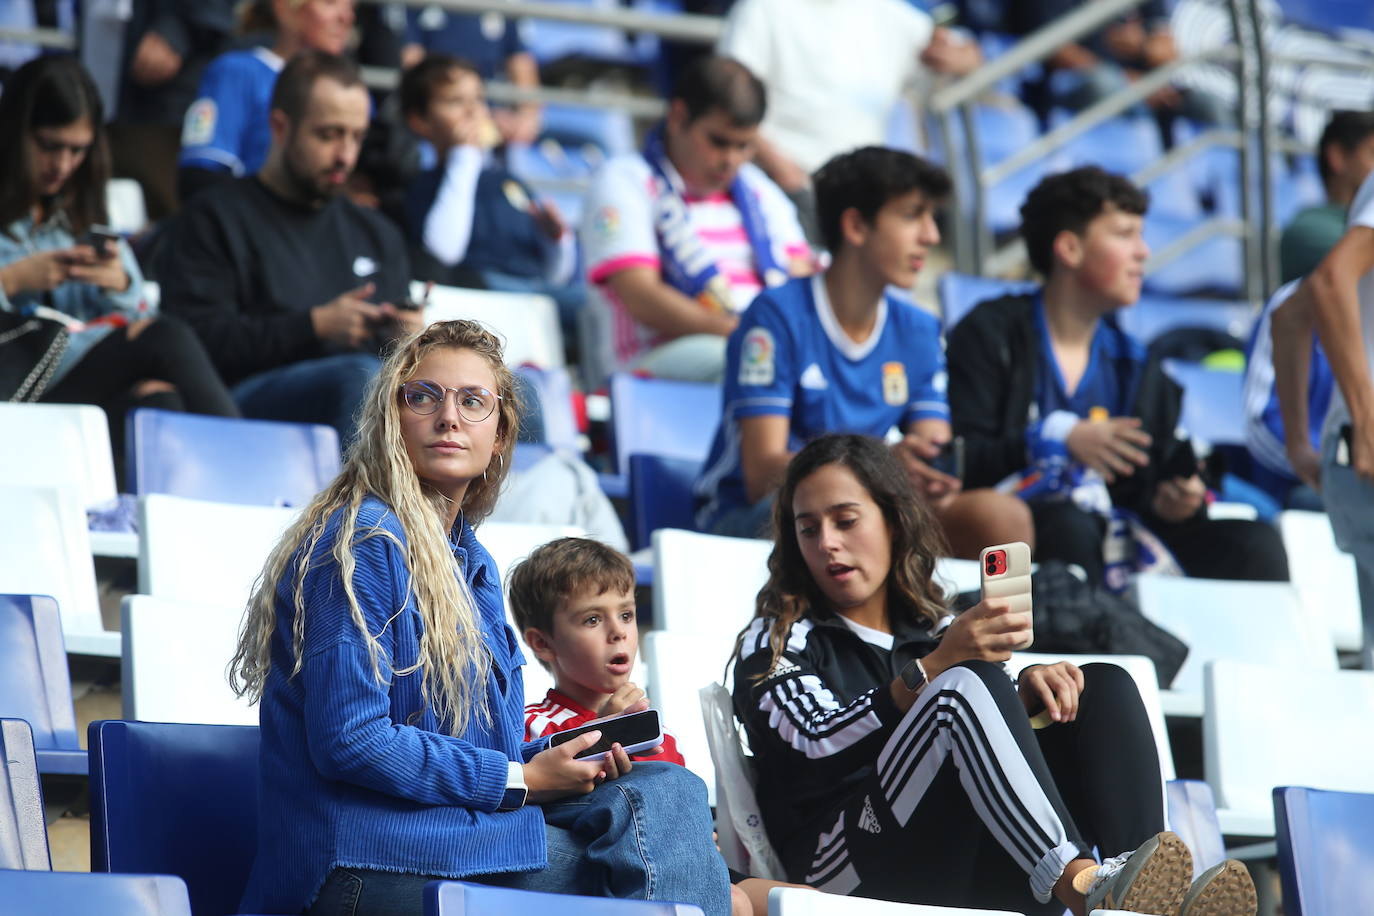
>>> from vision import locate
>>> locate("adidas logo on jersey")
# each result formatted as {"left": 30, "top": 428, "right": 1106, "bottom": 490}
{"left": 858, "top": 795, "right": 881, "bottom": 834}
{"left": 767, "top": 660, "right": 801, "bottom": 680}
{"left": 799, "top": 363, "right": 828, "bottom": 390}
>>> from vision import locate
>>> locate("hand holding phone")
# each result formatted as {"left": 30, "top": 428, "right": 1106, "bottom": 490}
{"left": 980, "top": 541, "right": 1033, "bottom": 650}
{"left": 548, "top": 709, "right": 663, "bottom": 760}
{"left": 80, "top": 224, "right": 121, "bottom": 259}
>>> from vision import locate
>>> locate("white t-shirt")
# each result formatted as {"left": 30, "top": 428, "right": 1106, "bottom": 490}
{"left": 580, "top": 153, "right": 808, "bottom": 373}
{"left": 1323, "top": 169, "right": 1374, "bottom": 439}
{"left": 717, "top": 0, "right": 933, "bottom": 173}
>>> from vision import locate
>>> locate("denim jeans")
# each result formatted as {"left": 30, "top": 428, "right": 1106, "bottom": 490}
{"left": 232, "top": 352, "right": 382, "bottom": 446}
{"left": 305, "top": 763, "right": 729, "bottom": 916}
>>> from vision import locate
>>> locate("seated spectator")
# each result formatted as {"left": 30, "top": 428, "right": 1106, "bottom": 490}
{"left": 947, "top": 166, "right": 1288, "bottom": 586}
{"left": 581, "top": 55, "right": 811, "bottom": 385}
{"left": 695, "top": 146, "right": 1032, "bottom": 558}
{"left": 731, "top": 432, "right": 1257, "bottom": 914}
{"left": 0, "top": 55, "right": 237, "bottom": 465}
{"left": 398, "top": 8, "right": 540, "bottom": 144}
{"left": 159, "top": 51, "right": 417, "bottom": 443}
{"left": 717, "top": 0, "right": 980, "bottom": 230}
{"left": 399, "top": 54, "right": 580, "bottom": 335}
{"left": 177, "top": 0, "right": 354, "bottom": 202}
{"left": 1280, "top": 110, "right": 1374, "bottom": 284}
{"left": 228, "top": 319, "right": 730, "bottom": 916}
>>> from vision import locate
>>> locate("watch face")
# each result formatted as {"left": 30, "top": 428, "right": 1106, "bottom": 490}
{"left": 902, "top": 658, "right": 926, "bottom": 690}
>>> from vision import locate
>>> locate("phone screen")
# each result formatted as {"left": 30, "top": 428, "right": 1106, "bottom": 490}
{"left": 548, "top": 709, "right": 662, "bottom": 759}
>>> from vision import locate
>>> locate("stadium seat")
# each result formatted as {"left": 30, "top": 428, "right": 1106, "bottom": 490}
{"left": 419, "top": 282, "right": 565, "bottom": 370}
{"left": 127, "top": 409, "right": 340, "bottom": 508}
{"left": 652, "top": 529, "right": 772, "bottom": 638}
{"left": 767, "top": 886, "right": 1024, "bottom": 914}
{"left": 515, "top": 365, "right": 582, "bottom": 453}
{"left": 628, "top": 453, "right": 701, "bottom": 551}
{"left": 119, "top": 596, "right": 258, "bottom": 726}
{"left": 137, "top": 494, "right": 300, "bottom": 612}
{"left": 0, "top": 596, "right": 86, "bottom": 775}
{"left": 1116, "top": 294, "right": 1254, "bottom": 345}
{"left": 0, "top": 402, "right": 117, "bottom": 509}
{"left": 1204, "top": 660, "right": 1374, "bottom": 837}
{"left": 641, "top": 631, "right": 722, "bottom": 805}
{"left": 0, "top": 870, "right": 193, "bottom": 916}
{"left": 1273, "top": 786, "right": 1374, "bottom": 916}
{"left": 699, "top": 682, "right": 785, "bottom": 881}
{"left": 1165, "top": 780, "right": 1227, "bottom": 879}
{"left": 105, "top": 178, "right": 148, "bottom": 235}
{"left": 424, "top": 880, "right": 704, "bottom": 915}
{"left": 1278, "top": 510, "right": 1364, "bottom": 652}
{"left": 609, "top": 373, "right": 721, "bottom": 473}
{"left": 538, "top": 104, "right": 635, "bottom": 158}
{"left": 0, "top": 718, "right": 50, "bottom": 870}
{"left": 89, "top": 720, "right": 259, "bottom": 916}
{"left": 1142, "top": 214, "right": 1244, "bottom": 298}
{"left": 1161, "top": 360, "right": 1247, "bottom": 448}
{"left": 0, "top": 485, "right": 115, "bottom": 657}
{"left": 936, "top": 272, "right": 1036, "bottom": 332}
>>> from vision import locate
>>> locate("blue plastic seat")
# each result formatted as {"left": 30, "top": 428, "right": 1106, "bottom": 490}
{"left": 1142, "top": 214, "right": 1244, "bottom": 298}
{"left": 936, "top": 271, "right": 1037, "bottom": 332}
{"left": 0, "top": 870, "right": 193, "bottom": 916}
{"left": 1165, "top": 779, "right": 1227, "bottom": 880}
{"left": 1055, "top": 110, "right": 1164, "bottom": 177}
{"left": 1274, "top": 786, "right": 1374, "bottom": 915}
{"left": 538, "top": 104, "right": 634, "bottom": 158}
{"left": 628, "top": 453, "right": 701, "bottom": 551}
{"left": 608, "top": 372, "right": 721, "bottom": 475}
{"left": 0, "top": 718, "right": 49, "bottom": 870}
{"left": 424, "top": 880, "right": 705, "bottom": 915}
{"left": 1118, "top": 293, "right": 1255, "bottom": 345}
{"left": 1162, "top": 359, "right": 1247, "bottom": 447}
{"left": 126, "top": 409, "right": 340, "bottom": 508}
{"left": 516, "top": 365, "right": 582, "bottom": 453}
{"left": 0, "top": 596, "right": 86, "bottom": 775}
{"left": 88, "top": 720, "right": 260, "bottom": 916}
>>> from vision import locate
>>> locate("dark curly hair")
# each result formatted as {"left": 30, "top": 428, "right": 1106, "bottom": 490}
{"left": 813, "top": 146, "right": 951, "bottom": 255}
{"left": 739, "top": 434, "right": 950, "bottom": 679}
{"left": 1019, "top": 166, "right": 1149, "bottom": 278}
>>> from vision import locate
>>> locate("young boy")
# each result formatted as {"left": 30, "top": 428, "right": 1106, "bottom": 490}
{"left": 398, "top": 54, "right": 581, "bottom": 331}
{"left": 946, "top": 165, "right": 1289, "bottom": 585}
{"left": 508, "top": 537, "right": 684, "bottom": 765}
{"left": 693, "top": 145, "right": 1032, "bottom": 557}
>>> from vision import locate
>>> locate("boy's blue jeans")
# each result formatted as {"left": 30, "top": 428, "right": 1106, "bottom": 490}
{"left": 306, "top": 763, "right": 730, "bottom": 916}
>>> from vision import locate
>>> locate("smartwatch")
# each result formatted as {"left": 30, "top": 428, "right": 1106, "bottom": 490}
{"left": 498, "top": 760, "right": 528, "bottom": 811}
{"left": 899, "top": 657, "right": 929, "bottom": 692}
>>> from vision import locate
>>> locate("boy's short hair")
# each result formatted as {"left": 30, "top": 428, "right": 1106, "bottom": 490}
{"left": 507, "top": 538, "right": 637, "bottom": 637}
{"left": 1019, "top": 166, "right": 1150, "bottom": 277}
{"left": 671, "top": 55, "right": 767, "bottom": 127}
{"left": 1317, "top": 110, "right": 1374, "bottom": 187}
{"left": 812, "top": 146, "right": 951, "bottom": 255}
{"left": 398, "top": 53, "right": 481, "bottom": 119}
{"left": 270, "top": 49, "right": 363, "bottom": 122}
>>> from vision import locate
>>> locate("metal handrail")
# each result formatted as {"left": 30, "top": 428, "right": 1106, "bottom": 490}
{"left": 360, "top": 65, "right": 668, "bottom": 118}
{"left": 353, "top": 0, "right": 724, "bottom": 44}
{"left": 0, "top": 27, "right": 75, "bottom": 50}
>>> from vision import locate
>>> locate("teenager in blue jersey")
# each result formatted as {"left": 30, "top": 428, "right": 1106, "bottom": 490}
{"left": 695, "top": 146, "right": 1033, "bottom": 558}
{"left": 178, "top": 0, "right": 355, "bottom": 201}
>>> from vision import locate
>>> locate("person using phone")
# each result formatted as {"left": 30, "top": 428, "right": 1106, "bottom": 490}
{"left": 0, "top": 55, "right": 237, "bottom": 464}
{"left": 228, "top": 320, "right": 730, "bottom": 916}
{"left": 947, "top": 167, "right": 1288, "bottom": 587}
{"left": 732, "top": 433, "right": 1255, "bottom": 916}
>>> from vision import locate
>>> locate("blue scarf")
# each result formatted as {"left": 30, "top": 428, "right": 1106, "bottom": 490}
{"left": 641, "top": 124, "right": 784, "bottom": 313}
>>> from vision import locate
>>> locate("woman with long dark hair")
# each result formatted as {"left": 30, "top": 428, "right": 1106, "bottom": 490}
{"left": 0, "top": 55, "right": 236, "bottom": 462}
{"left": 732, "top": 433, "right": 1256, "bottom": 916}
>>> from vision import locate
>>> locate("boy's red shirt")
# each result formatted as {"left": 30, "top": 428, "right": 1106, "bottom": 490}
{"left": 524, "top": 688, "right": 686, "bottom": 767}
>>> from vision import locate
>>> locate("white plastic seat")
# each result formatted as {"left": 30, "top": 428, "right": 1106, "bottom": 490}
{"left": 641, "top": 631, "right": 726, "bottom": 806}
{"left": 768, "top": 886, "right": 1025, "bottom": 914}
{"left": 0, "top": 403, "right": 116, "bottom": 508}
{"left": 0, "top": 485, "right": 115, "bottom": 656}
{"left": 418, "top": 282, "right": 564, "bottom": 369}
{"left": 1204, "top": 659, "right": 1374, "bottom": 837}
{"left": 120, "top": 595, "right": 257, "bottom": 725}
{"left": 1278, "top": 510, "right": 1364, "bottom": 652}
{"left": 104, "top": 178, "right": 147, "bottom": 233}
{"left": 652, "top": 529, "right": 772, "bottom": 638}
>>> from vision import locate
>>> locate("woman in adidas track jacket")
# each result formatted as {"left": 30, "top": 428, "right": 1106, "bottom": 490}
{"left": 731, "top": 434, "right": 1169, "bottom": 915}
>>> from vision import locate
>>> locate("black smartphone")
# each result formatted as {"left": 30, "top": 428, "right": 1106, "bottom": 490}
{"left": 547, "top": 709, "right": 662, "bottom": 760}
{"left": 81, "top": 224, "right": 120, "bottom": 258}
{"left": 929, "top": 436, "right": 965, "bottom": 480}
{"left": 1160, "top": 437, "right": 1199, "bottom": 480}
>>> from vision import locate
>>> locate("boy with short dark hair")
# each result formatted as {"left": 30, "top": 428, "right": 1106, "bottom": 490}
{"left": 509, "top": 537, "right": 684, "bottom": 765}
{"left": 694, "top": 145, "right": 1033, "bottom": 557}
{"left": 947, "top": 165, "right": 1289, "bottom": 586}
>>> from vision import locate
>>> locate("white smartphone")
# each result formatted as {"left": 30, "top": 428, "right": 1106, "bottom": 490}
{"left": 547, "top": 709, "right": 663, "bottom": 759}
{"left": 980, "top": 541, "right": 1033, "bottom": 650}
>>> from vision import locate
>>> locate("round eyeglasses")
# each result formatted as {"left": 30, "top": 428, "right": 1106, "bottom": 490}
{"left": 399, "top": 380, "right": 501, "bottom": 423}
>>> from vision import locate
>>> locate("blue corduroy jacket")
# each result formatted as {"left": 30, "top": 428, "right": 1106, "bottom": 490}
{"left": 239, "top": 497, "right": 548, "bottom": 914}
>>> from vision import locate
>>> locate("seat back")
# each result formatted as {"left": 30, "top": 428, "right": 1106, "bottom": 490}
{"left": 0, "top": 596, "right": 84, "bottom": 774}
{"left": 1135, "top": 574, "right": 1336, "bottom": 697}
{"left": 1278, "top": 510, "right": 1364, "bottom": 652}
{"left": 138, "top": 494, "right": 300, "bottom": 610}
{"left": 0, "top": 719, "right": 49, "bottom": 870}
{"left": 936, "top": 271, "right": 1035, "bottom": 332}
{"left": 0, "top": 870, "right": 192, "bottom": 916}
{"left": 1117, "top": 295, "right": 1254, "bottom": 346}
{"left": 1204, "top": 660, "right": 1374, "bottom": 836}
{"left": 120, "top": 596, "right": 258, "bottom": 726}
{"left": 419, "top": 282, "right": 564, "bottom": 370}
{"left": 0, "top": 485, "right": 113, "bottom": 657}
{"left": 699, "top": 683, "right": 785, "bottom": 881}
{"left": 515, "top": 365, "right": 581, "bottom": 453}
{"left": 628, "top": 454, "right": 701, "bottom": 551}
{"left": 0, "top": 402, "right": 117, "bottom": 508}
{"left": 127, "top": 409, "right": 339, "bottom": 508}
{"left": 1161, "top": 360, "right": 1246, "bottom": 447}
{"left": 767, "top": 886, "right": 1023, "bottom": 914}
{"left": 425, "top": 880, "right": 704, "bottom": 915}
{"left": 609, "top": 374, "right": 720, "bottom": 473}
{"left": 652, "top": 529, "right": 772, "bottom": 638}
{"left": 89, "top": 720, "right": 259, "bottom": 916}
{"left": 1273, "top": 786, "right": 1374, "bottom": 916}
{"left": 641, "top": 632, "right": 722, "bottom": 803}
{"left": 1165, "top": 779, "right": 1227, "bottom": 879}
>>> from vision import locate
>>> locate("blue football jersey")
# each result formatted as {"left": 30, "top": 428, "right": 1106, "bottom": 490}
{"left": 179, "top": 48, "right": 283, "bottom": 176}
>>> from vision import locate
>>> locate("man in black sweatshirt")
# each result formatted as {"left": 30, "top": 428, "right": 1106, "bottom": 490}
{"left": 160, "top": 50, "right": 418, "bottom": 443}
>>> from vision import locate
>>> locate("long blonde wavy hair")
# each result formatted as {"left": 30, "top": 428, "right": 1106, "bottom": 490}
{"left": 229, "top": 320, "right": 520, "bottom": 736}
